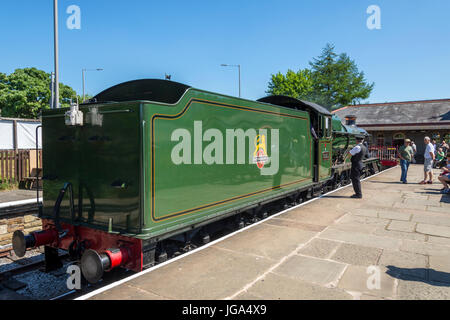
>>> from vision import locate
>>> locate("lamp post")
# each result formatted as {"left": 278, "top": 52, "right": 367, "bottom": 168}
{"left": 220, "top": 64, "right": 241, "bottom": 98}
{"left": 82, "top": 68, "right": 103, "bottom": 102}
{"left": 53, "top": 0, "right": 59, "bottom": 108}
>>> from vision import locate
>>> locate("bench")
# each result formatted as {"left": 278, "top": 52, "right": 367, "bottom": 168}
{"left": 22, "top": 168, "right": 42, "bottom": 190}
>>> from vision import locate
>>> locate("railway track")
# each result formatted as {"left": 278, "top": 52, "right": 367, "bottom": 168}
{"left": 0, "top": 197, "right": 41, "bottom": 216}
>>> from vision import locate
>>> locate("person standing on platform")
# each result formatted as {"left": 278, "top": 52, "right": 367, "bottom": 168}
{"left": 398, "top": 139, "right": 414, "bottom": 184}
{"left": 438, "top": 152, "right": 450, "bottom": 194}
{"left": 411, "top": 141, "right": 417, "bottom": 164}
{"left": 347, "top": 136, "right": 367, "bottom": 199}
{"left": 420, "top": 136, "right": 435, "bottom": 184}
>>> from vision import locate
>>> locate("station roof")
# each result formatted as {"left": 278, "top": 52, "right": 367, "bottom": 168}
{"left": 332, "top": 99, "right": 450, "bottom": 131}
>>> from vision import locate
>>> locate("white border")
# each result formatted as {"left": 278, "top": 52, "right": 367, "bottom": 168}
{"left": 74, "top": 166, "right": 397, "bottom": 300}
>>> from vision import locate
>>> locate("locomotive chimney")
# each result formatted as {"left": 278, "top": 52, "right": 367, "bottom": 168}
{"left": 345, "top": 115, "right": 357, "bottom": 126}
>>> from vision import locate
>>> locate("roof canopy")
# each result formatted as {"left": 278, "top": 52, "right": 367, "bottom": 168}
{"left": 257, "top": 95, "right": 332, "bottom": 116}
{"left": 332, "top": 99, "right": 450, "bottom": 129}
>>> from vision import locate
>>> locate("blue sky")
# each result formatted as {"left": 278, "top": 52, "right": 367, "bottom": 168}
{"left": 1, "top": 0, "right": 449, "bottom": 103}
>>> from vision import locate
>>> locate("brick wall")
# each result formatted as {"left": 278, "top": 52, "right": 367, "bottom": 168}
{"left": 0, "top": 213, "right": 42, "bottom": 248}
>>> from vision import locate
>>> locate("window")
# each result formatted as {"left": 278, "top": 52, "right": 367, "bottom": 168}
{"left": 324, "top": 117, "right": 332, "bottom": 138}
{"left": 393, "top": 132, "right": 405, "bottom": 140}
{"left": 376, "top": 133, "right": 384, "bottom": 146}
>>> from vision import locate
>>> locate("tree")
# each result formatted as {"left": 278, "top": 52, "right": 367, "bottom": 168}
{"left": 267, "top": 44, "right": 374, "bottom": 110}
{"left": 267, "top": 69, "right": 314, "bottom": 100}
{"left": 77, "top": 94, "right": 93, "bottom": 103}
{"left": 0, "top": 68, "right": 77, "bottom": 119}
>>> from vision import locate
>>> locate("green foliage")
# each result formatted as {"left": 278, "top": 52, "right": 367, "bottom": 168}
{"left": 0, "top": 180, "right": 18, "bottom": 192}
{"left": 267, "top": 69, "right": 314, "bottom": 100}
{"left": 267, "top": 44, "right": 374, "bottom": 110}
{"left": 78, "top": 94, "right": 93, "bottom": 103}
{"left": 0, "top": 68, "right": 77, "bottom": 119}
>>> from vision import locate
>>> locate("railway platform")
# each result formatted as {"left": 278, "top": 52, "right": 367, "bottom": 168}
{"left": 84, "top": 164, "right": 450, "bottom": 300}
{"left": 0, "top": 189, "right": 41, "bottom": 205}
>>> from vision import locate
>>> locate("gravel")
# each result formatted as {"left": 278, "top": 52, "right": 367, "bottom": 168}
{"left": 1, "top": 249, "right": 74, "bottom": 300}
{"left": 0, "top": 257, "right": 21, "bottom": 273}
{"left": 15, "top": 261, "right": 73, "bottom": 300}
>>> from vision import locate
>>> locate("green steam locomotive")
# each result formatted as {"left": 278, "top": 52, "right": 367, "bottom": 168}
{"left": 12, "top": 79, "right": 379, "bottom": 283}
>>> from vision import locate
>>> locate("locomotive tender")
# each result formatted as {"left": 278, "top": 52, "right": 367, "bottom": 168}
{"left": 12, "top": 79, "right": 379, "bottom": 283}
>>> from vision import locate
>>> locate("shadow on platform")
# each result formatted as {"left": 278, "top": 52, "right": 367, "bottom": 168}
{"left": 367, "top": 181, "right": 405, "bottom": 185}
{"left": 322, "top": 195, "right": 354, "bottom": 199}
{"left": 386, "top": 265, "right": 450, "bottom": 287}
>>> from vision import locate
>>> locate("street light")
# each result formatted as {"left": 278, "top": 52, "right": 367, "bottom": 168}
{"left": 53, "top": 0, "right": 59, "bottom": 108}
{"left": 220, "top": 64, "right": 241, "bottom": 98}
{"left": 82, "top": 68, "right": 103, "bottom": 102}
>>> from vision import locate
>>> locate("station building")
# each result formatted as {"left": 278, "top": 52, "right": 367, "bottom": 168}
{"left": 332, "top": 98, "right": 450, "bottom": 163}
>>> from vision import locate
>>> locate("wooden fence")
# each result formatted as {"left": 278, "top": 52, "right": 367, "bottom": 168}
{"left": 0, "top": 150, "right": 42, "bottom": 183}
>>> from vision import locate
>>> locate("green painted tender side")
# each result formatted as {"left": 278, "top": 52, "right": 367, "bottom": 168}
{"left": 141, "top": 89, "right": 315, "bottom": 237}
{"left": 41, "top": 87, "right": 333, "bottom": 240}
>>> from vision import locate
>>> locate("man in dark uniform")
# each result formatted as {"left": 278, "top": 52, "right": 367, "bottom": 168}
{"left": 348, "top": 136, "right": 367, "bottom": 199}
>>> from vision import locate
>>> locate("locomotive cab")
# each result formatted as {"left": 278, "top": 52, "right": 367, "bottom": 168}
{"left": 257, "top": 96, "right": 333, "bottom": 183}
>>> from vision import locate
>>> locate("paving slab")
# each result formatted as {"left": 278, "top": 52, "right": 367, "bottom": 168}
{"left": 278, "top": 203, "right": 347, "bottom": 226}
{"left": 378, "top": 210, "right": 411, "bottom": 221}
{"left": 91, "top": 284, "right": 168, "bottom": 300}
{"left": 416, "top": 223, "right": 450, "bottom": 238}
{"left": 337, "top": 265, "right": 396, "bottom": 299}
{"left": 427, "top": 236, "right": 450, "bottom": 246}
{"left": 426, "top": 206, "right": 450, "bottom": 214}
{"left": 331, "top": 243, "right": 382, "bottom": 266}
{"left": 387, "top": 220, "right": 416, "bottom": 233}
{"left": 349, "top": 208, "right": 378, "bottom": 218}
{"left": 337, "top": 215, "right": 390, "bottom": 227}
{"left": 411, "top": 212, "right": 450, "bottom": 227}
{"left": 297, "top": 238, "right": 341, "bottom": 259}
{"left": 404, "top": 198, "right": 444, "bottom": 207}
{"left": 373, "top": 227, "right": 427, "bottom": 241}
{"left": 397, "top": 280, "right": 450, "bottom": 299}
{"left": 393, "top": 202, "right": 426, "bottom": 211}
{"left": 378, "top": 250, "right": 428, "bottom": 279}
{"left": 429, "top": 255, "right": 450, "bottom": 284}
{"left": 233, "top": 292, "right": 264, "bottom": 300}
{"left": 272, "top": 255, "right": 347, "bottom": 287}
{"left": 319, "top": 228, "right": 401, "bottom": 251}
{"left": 214, "top": 223, "right": 316, "bottom": 261}
{"left": 264, "top": 217, "right": 326, "bottom": 232}
{"left": 123, "top": 246, "right": 275, "bottom": 300}
{"left": 400, "top": 239, "right": 450, "bottom": 256}
{"left": 330, "top": 221, "right": 379, "bottom": 234}
{"left": 246, "top": 272, "right": 352, "bottom": 300}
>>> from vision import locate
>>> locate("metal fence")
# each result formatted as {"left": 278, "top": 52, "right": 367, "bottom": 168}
{"left": 369, "top": 146, "right": 399, "bottom": 167}
{"left": 0, "top": 149, "right": 42, "bottom": 183}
